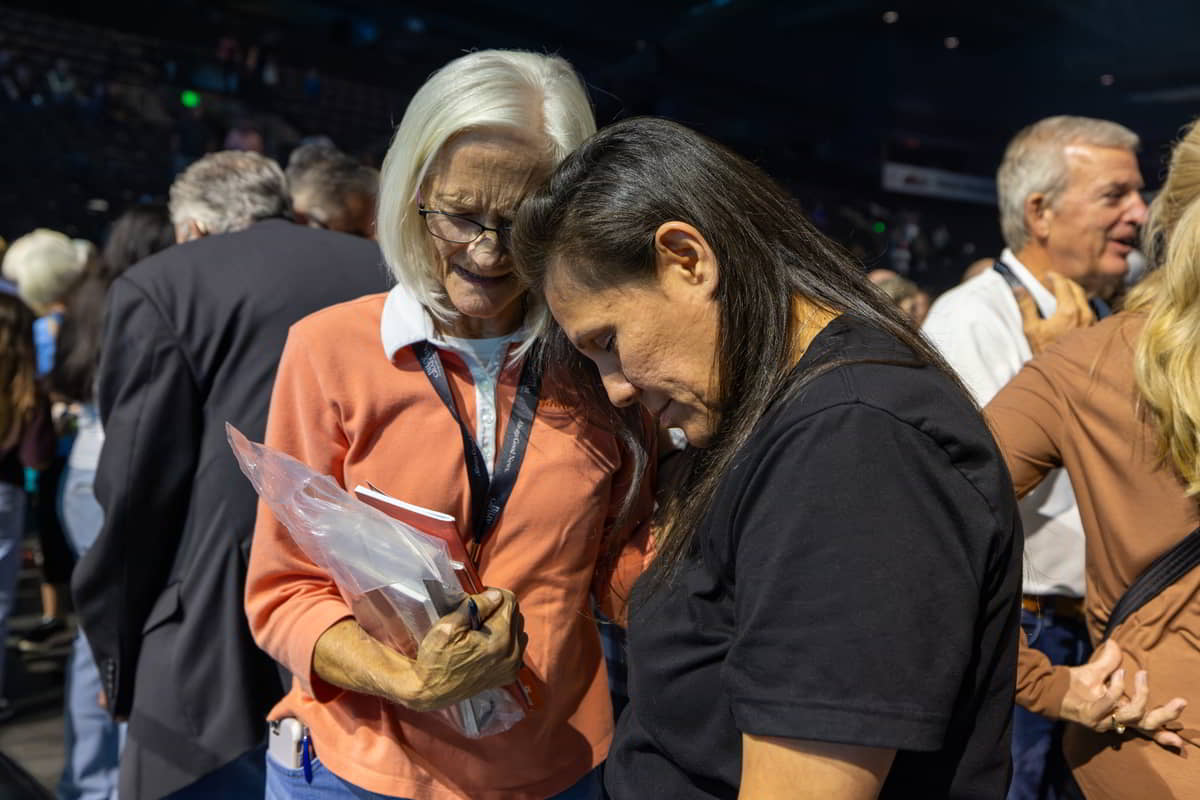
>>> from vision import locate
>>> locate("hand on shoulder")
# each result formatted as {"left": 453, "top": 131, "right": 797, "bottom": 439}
{"left": 1016, "top": 272, "right": 1095, "bottom": 356}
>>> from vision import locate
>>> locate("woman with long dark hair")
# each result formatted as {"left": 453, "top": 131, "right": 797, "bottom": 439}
{"left": 513, "top": 117, "right": 1022, "bottom": 799}
{"left": 0, "top": 292, "right": 55, "bottom": 720}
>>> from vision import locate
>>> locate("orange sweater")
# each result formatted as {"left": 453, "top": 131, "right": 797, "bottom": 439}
{"left": 245, "top": 292, "right": 653, "bottom": 799}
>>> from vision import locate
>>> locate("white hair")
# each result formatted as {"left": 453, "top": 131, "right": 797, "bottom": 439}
{"left": 169, "top": 151, "right": 290, "bottom": 235}
{"left": 376, "top": 49, "right": 596, "bottom": 331}
{"left": 1, "top": 228, "right": 91, "bottom": 313}
{"left": 997, "top": 115, "right": 1140, "bottom": 252}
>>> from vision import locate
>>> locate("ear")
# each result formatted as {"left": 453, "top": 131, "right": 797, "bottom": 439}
{"left": 1024, "top": 192, "right": 1053, "bottom": 241}
{"left": 652, "top": 221, "right": 718, "bottom": 297}
{"left": 176, "top": 219, "right": 208, "bottom": 244}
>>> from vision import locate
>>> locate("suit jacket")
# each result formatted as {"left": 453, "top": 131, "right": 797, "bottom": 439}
{"left": 73, "top": 219, "right": 391, "bottom": 798}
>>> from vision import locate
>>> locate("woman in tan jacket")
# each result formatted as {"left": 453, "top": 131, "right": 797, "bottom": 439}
{"left": 985, "top": 122, "right": 1200, "bottom": 797}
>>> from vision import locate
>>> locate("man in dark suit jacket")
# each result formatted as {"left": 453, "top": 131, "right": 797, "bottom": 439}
{"left": 72, "top": 151, "right": 390, "bottom": 798}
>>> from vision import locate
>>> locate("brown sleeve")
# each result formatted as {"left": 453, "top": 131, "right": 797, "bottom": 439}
{"left": 986, "top": 354, "right": 1074, "bottom": 714}
{"left": 1015, "top": 627, "right": 1073, "bottom": 716}
{"left": 984, "top": 354, "right": 1068, "bottom": 499}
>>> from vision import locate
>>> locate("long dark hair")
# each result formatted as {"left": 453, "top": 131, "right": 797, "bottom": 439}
{"left": 513, "top": 117, "right": 971, "bottom": 583}
{"left": 52, "top": 203, "right": 174, "bottom": 402}
{"left": 0, "top": 293, "right": 38, "bottom": 446}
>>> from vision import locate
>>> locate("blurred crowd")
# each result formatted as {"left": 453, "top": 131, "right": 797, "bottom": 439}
{"left": 0, "top": 30, "right": 1196, "bottom": 800}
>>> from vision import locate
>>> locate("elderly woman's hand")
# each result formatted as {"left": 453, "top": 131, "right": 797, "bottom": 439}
{"left": 1058, "top": 640, "right": 1188, "bottom": 749}
{"left": 312, "top": 588, "right": 526, "bottom": 713}
{"left": 406, "top": 588, "right": 527, "bottom": 711}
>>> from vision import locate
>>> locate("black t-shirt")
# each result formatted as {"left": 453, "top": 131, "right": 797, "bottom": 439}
{"left": 606, "top": 315, "right": 1021, "bottom": 800}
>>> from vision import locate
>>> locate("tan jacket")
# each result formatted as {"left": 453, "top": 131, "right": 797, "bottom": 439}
{"left": 986, "top": 312, "right": 1199, "bottom": 798}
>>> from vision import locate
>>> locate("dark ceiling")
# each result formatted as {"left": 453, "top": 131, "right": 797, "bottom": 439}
{"left": 12, "top": 0, "right": 1200, "bottom": 189}
{"left": 222, "top": 0, "right": 1200, "bottom": 189}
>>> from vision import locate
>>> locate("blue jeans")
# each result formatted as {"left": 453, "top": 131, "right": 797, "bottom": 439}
{"left": 57, "top": 465, "right": 126, "bottom": 800}
{"left": 1007, "top": 607, "right": 1091, "bottom": 800}
{"left": 0, "top": 481, "right": 25, "bottom": 696}
{"left": 265, "top": 749, "right": 602, "bottom": 800}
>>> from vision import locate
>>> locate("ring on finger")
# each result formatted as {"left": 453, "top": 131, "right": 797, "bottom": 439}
{"left": 1112, "top": 713, "right": 1127, "bottom": 735}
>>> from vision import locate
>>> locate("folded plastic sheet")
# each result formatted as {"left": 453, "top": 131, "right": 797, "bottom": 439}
{"left": 227, "top": 423, "right": 524, "bottom": 738}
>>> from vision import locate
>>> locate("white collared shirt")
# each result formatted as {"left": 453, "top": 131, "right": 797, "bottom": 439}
{"left": 922, "top": 249, "right": 1086, "bottom": 597}
{"left": 380, "top": 286, "right": 524, "bottom": 477}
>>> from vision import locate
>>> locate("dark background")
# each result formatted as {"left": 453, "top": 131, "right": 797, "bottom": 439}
{"left": 2, "top": 0, "right": 1197, "bottom": 291}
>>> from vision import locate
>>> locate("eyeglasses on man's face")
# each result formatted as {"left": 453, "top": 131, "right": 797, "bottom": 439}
{"left": 418, "top": 206, "right": 512, "bottom": 249}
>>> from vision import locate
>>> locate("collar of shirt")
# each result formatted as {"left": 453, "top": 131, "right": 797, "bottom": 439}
{"left": 999, "top": 248, "right": 1057, "bottom": 318}
{"left": 378, "top": 284, "right": 528, "bottom": 476}
{"left": 379, "top": 283, "right": 528, "bottom": 363}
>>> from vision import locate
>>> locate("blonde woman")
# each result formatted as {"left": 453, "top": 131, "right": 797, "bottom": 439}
{"left": 986, "top": 122, "right": 1200, "bottom": 796}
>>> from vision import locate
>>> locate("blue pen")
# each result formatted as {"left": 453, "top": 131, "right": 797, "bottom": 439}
{"left": 301, "top": 731, "right": 313, "bottom": 783}
{"left": 468, "top": 597, "right": 481, "bottom": 630}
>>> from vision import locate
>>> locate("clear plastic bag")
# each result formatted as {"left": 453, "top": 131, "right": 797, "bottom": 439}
{"left": 227, "top": 423, "right": 524, "bottom": 738}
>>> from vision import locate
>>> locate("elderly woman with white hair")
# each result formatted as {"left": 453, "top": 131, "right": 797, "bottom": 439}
{"left": 2, "top": 228, "right": 93, "bottom": 374}
{"left": 245, "top": 50, "right": 652, "bottom": 800}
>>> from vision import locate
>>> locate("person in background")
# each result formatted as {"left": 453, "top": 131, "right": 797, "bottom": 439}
{"left": 50, "top": 203, "right": 175, "bottom": 800}
{"left": 1, "top": 228, "right": 92, "bottom": 652}
{"left": 984, "top": 117, "right": 1200, "bottom": 798}
{"left": 71, "top": 151, "right": 390, "bottom": 799}
{"left": 514, "top": 116, "right": 1021, "bottom": 799}
{"left": 246, "top": 49, "right": 652, "bottom": 800}
{"left": 867, "top": 269, "right": 930, "bottom": 327}
{"left": 922, "top": 116, "right": 1147, "bottom": 800}
{"left": 285, "top": 141, "right": 379, "bottom": 238}
{"left": 0, "top": 293, "right": 56, "bottom": 721}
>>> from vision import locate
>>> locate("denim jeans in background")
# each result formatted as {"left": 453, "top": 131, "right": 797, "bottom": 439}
{"left": 1007, "top": 607, "right": 1092, "bottom": 800}
{"left": 57, "top": 465, "right": 125, "bottom": 800}
{"left": 0, "top": 481, "right": 26, "bottom": 697}
{"left": 266, "top": 749, "right": 603, "bottom": 800}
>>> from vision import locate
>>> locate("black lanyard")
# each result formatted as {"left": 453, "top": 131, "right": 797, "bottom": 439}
{"left": 993, "top": 260, "right": 1112, "bottom": 320}
{"left": 411, "top": 340, "right": 541, "bottom": 548}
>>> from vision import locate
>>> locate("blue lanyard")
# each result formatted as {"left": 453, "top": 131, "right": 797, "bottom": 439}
{"left": 411, "top": 341, "right": 542, "bottom": 548}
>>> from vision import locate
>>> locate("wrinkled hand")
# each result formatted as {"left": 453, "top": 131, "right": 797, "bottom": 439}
{"left": 1016, "top": 272, "right": 1095, "bottom": 355}
{"left": 1059, "top": 640, "right": 1188, "bottom": 749}
{"left": 406, "top": 588, "right": 527, "bottom": 712}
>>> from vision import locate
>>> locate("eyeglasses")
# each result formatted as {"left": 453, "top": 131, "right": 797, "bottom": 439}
{"left": 418, "top": 206, "right": 512, "bottom": 249}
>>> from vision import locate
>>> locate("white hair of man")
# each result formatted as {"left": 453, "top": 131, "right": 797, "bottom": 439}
{"left": 169, "top": 151, "right": 290, "bottom": 235}
{"left": 997, "top": 115, "right": 1140, "bottom": 252}
{"left": 1, "top": 228, "right": 92, "bottom": 313}
{"left": 376, "top": 49, "right": 596, "bottom": 329}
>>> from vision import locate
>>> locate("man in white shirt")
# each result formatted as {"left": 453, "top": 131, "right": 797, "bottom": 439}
{"left": 922, "top": 115, "right": 1146, "bottom": 800}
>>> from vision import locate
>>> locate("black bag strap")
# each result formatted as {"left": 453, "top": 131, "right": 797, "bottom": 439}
{"left": 411, "top": 340, "right": 541, "bottom": 550}
{"left": 1103, "top": 526, "right": 1200, "bottom": 640}
{"left": 992, "top": 260, "right": 1044, "bottom": 319}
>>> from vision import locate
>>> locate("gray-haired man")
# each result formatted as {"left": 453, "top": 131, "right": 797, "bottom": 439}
{"left": 923, "top": 116, "right": 1147, "bottom": 800}
{"left": 73, "top": 151, "right": 389, "bottom": 798}
{"left": 285, "top": 142, "right": 379, "bottom": 239}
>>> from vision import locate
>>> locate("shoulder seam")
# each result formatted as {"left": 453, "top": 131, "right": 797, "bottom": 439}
{"left": 111, "top": 275, "right": 202, "bottom": 387}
